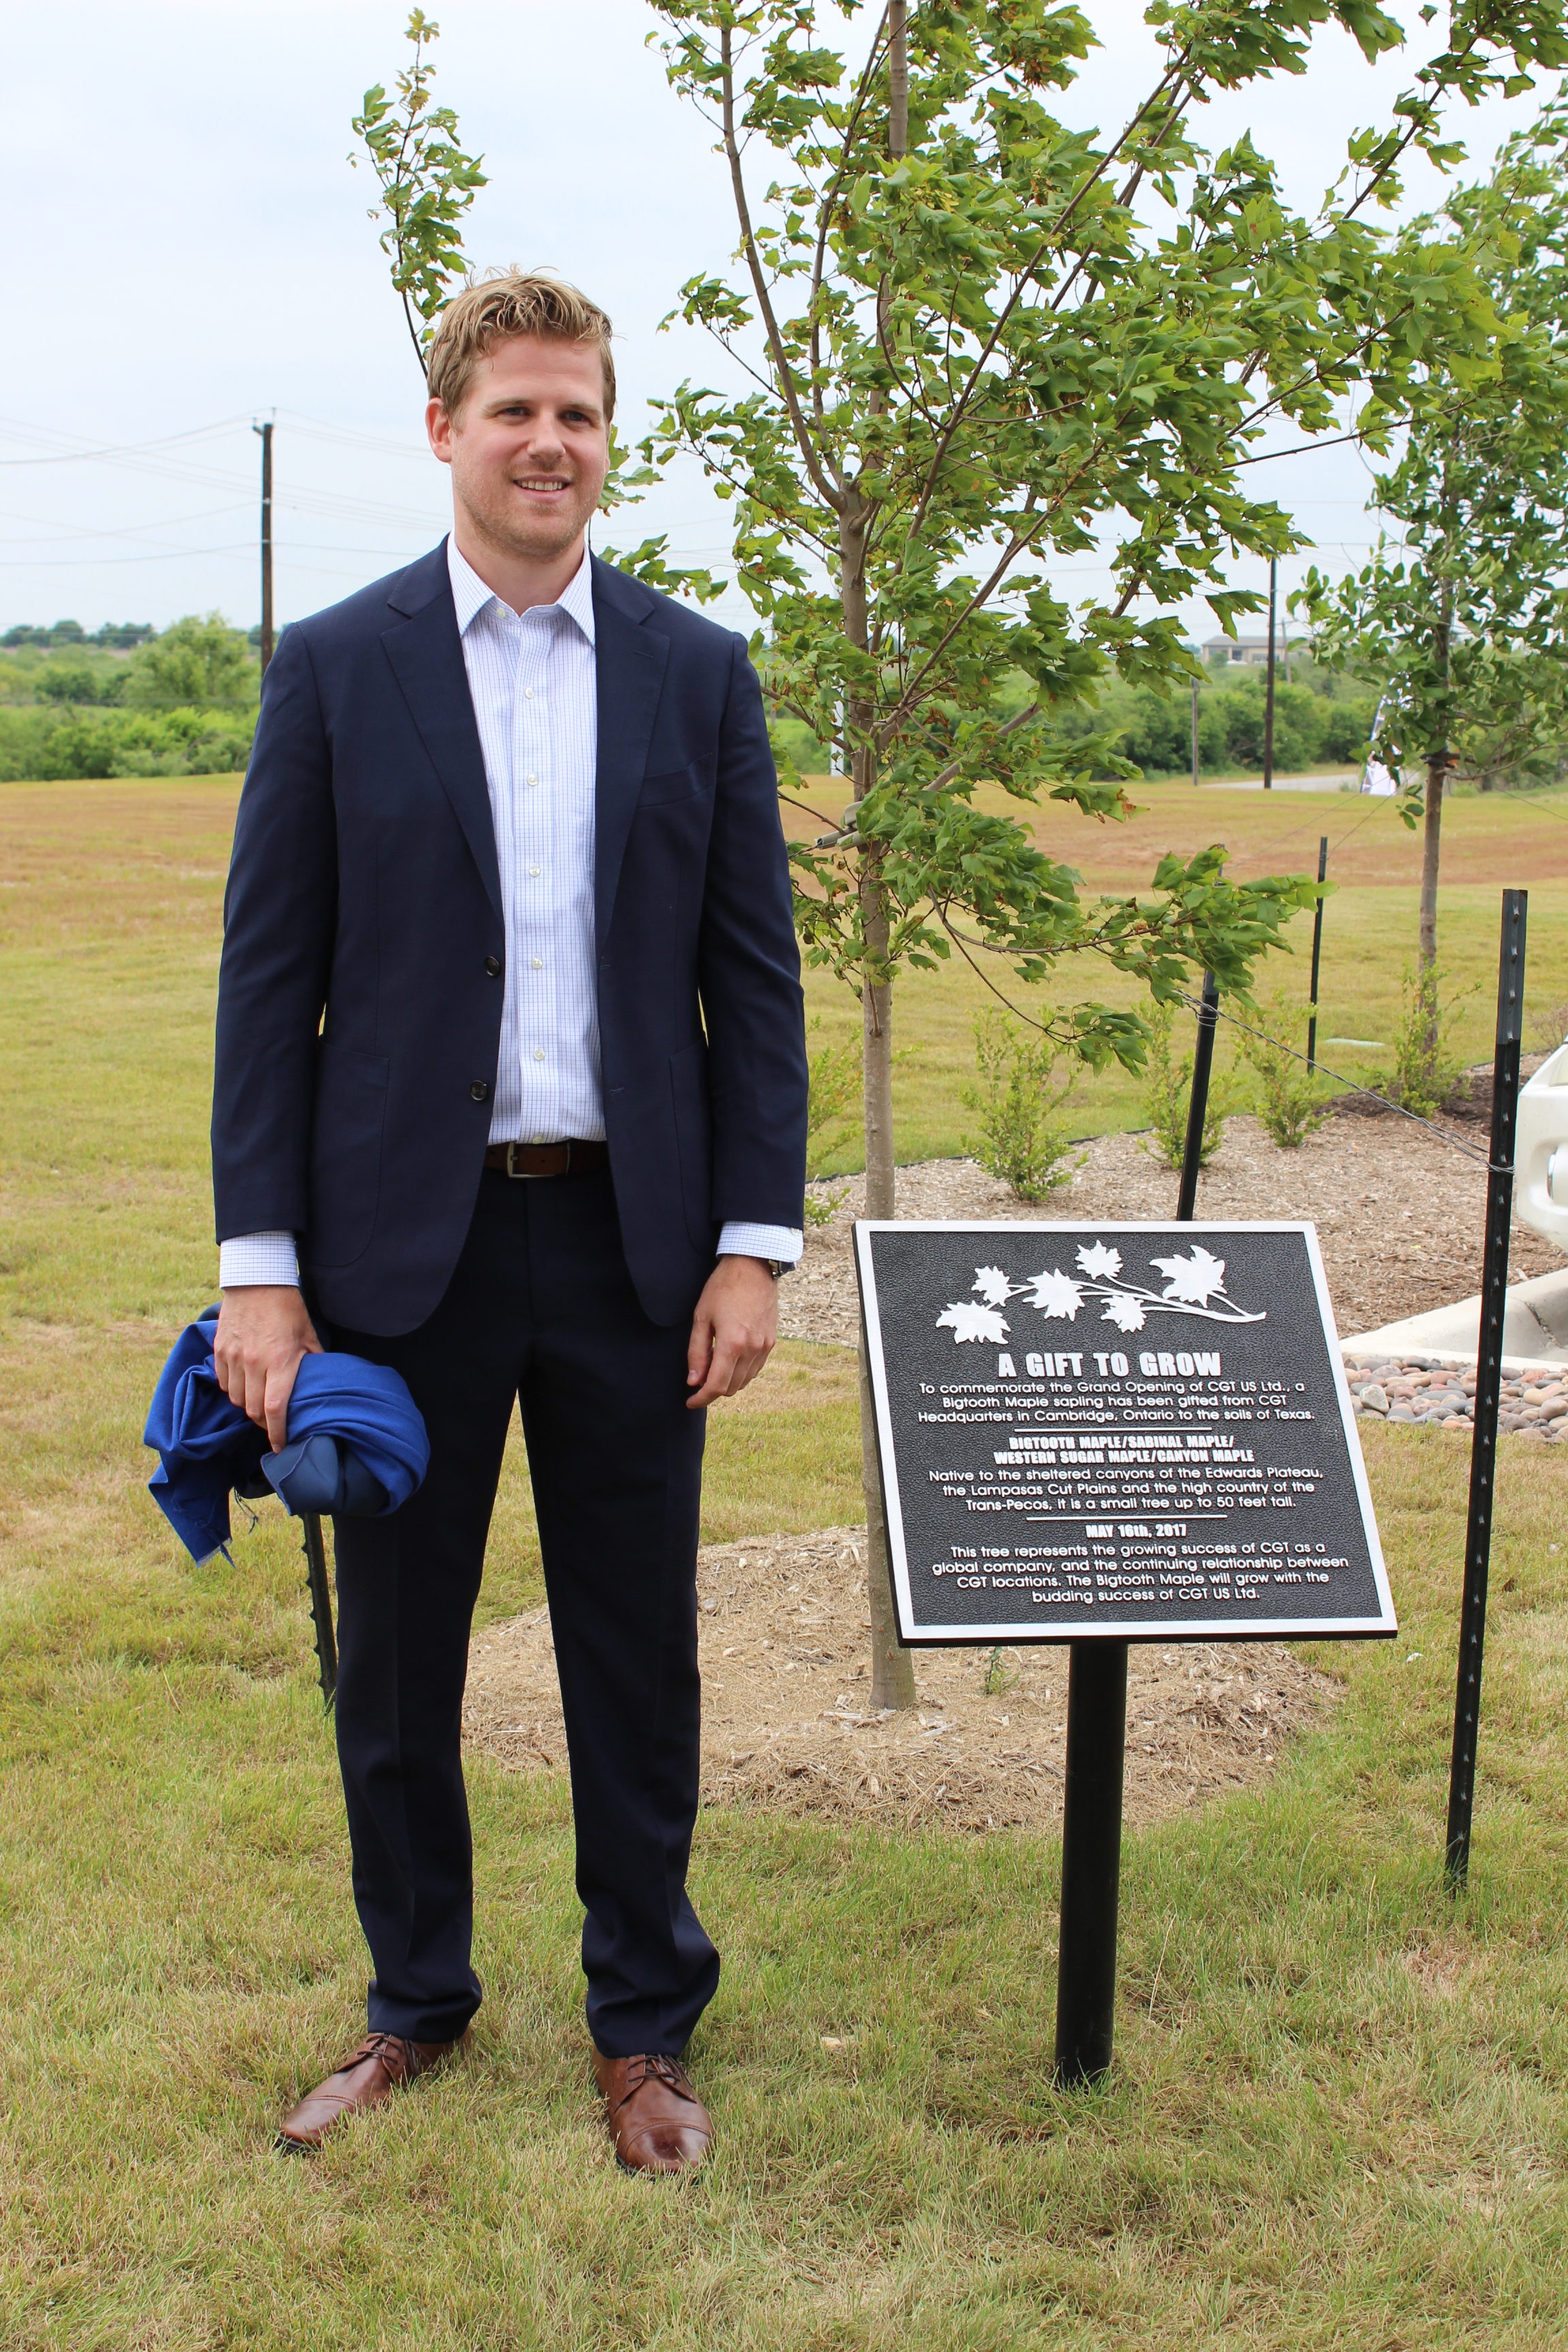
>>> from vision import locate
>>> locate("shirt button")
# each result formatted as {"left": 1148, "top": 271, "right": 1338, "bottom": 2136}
{"left": 525, "top": 773, "right": 539, "bottom": 787}
{"left": 470, "top": 1080, "right": 490, "bottom": 1103}
{"left": 484, "top": 955, "right": 502, "bottom": 977}
{"left": 523, "top": 686, "right": 534, "bottom": 699}
{"left": 529, "top": 956, "right": 543, "bottom": 970}
{"left": 532, "top": 1048, "right": 545, "bottom": 1062}
{"left": 527, "top": 864, "right": 541, "bottom": 877}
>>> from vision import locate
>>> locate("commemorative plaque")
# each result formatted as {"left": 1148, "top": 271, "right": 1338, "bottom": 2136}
{"left": 855, "top": 1220, "right": 1396, "bottom": 1646}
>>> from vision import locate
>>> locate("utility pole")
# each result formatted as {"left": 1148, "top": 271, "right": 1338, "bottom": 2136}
{"left": 1262, "top": 557, "right": 1277, "bottom": 790}
{"left": 1190, "top": 677, "right": 1200, "bottom": 789}
{"left": 253, "top": 418, "right": 274, "bottom": 674}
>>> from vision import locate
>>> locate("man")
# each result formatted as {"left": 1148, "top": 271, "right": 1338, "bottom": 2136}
{"left": 212, "top": 271, "right": 807, "bottom": 2174}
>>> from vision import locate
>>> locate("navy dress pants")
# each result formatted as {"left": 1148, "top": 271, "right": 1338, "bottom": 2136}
{"left": 327, "top": 1166, "right": 718, "bottom": 2055}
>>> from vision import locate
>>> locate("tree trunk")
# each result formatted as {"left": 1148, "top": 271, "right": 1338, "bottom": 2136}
{"left": 1419, "top": 754, "right": 1443, "bottom": 975}
{"left": 843, "top": 497, "right": 916, "bottom": 1711}
{"left": 1262, "top": 559, "right": 1277, "bottom": 789}
{"left": 1418, "top": 751, "right": 1445, "bottom": 1068}
{"left": 889, "top": 1, "right": 909, "bottom": 155}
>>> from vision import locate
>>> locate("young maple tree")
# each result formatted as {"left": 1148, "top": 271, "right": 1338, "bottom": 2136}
{"left": 644, "top": 0, "right": 1562, "bottom": 1701}
{"left": 351, "top": 2, "right": 1565, "bottom": 1707}
{"left": 1300, "top": 103, "right": 1568, "bottom": 1004}
{"left": 350, "top": 11, "right": 489, "bottom": 380}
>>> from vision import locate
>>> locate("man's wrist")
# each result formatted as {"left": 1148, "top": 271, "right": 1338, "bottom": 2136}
{"left": 715, "top": 1220, "right": 802, "bottom": 1270}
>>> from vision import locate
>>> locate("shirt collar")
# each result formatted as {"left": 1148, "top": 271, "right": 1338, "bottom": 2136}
{"left": 446, "top": 533, "right": 596, "bottom": 647}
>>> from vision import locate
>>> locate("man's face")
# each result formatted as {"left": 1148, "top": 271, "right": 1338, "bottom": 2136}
{"left": 427, "top": 336, "right": 610, "bottom": 566}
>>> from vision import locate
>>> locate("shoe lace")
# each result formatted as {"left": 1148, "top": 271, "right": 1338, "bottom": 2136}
{"left": 340, "top": 2031, "right": 413, "bottom": 2080}
{"left": 622, "top": 2053, "right": 695, "bottom": 2102}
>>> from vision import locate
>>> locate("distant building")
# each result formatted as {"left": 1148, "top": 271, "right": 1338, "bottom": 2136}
{"left": 1202, "top": 632, "right": 1299, "bottom": 668}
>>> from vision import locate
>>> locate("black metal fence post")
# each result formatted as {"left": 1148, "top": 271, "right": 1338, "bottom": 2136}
{"left": 1445, "top": 889, "right": 1526, "bottom": 1884}
{"left": 1307, "top": 836, "right": 1328, "bottom": 1073}
{"left": 1176, "top": 970, "right": 1220, "bottom": 1222}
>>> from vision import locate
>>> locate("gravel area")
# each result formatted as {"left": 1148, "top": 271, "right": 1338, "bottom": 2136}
{"left": 783, "top": 1111, "right": 1567, "bottom": 1350}
{"left": 464, "top": 1529, "right": 1338, "bottom": 1836}
{"left": 1344, "top": 1356, "right": 1568, "bottom": 1437}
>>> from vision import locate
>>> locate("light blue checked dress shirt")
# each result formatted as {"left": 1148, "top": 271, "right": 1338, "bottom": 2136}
{"left": 219, "top": 537, "right": 801, "bottom": 1289}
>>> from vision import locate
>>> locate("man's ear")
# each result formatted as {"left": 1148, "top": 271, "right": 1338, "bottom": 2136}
{"left": 426, "top": 397, "right": 454, "bottom": 463}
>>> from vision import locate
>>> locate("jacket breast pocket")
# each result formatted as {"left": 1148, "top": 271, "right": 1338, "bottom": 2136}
{"left": 638, "top": 762, "right": 710, "bottom": 808}
{"left": 306, "top": 1046, "right": 389, "bottom": 1268}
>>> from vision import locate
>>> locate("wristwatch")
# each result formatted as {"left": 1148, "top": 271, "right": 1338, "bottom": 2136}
{"left": 763, "top": 1258, "right": 791, "bottom": 1279}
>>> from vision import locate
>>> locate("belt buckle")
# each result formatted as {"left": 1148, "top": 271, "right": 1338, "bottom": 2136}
{"left": 504, "top": 1141, "right": 552, "bottom": 1179}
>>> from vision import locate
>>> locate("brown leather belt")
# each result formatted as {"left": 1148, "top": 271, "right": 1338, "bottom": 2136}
{"left": 483, "top": 1139, "right": 609, "bottom": 1179}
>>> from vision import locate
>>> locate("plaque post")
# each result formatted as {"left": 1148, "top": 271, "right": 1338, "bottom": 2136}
{"left": 1445, "top": 889, "right": 1526, "bottom": 1885}
{"left": 1054, "top": 975, "right": 1218, "bottom": 2082}
{"left": 1053, "top": 1637, "right": 1129, "bottom": 2083}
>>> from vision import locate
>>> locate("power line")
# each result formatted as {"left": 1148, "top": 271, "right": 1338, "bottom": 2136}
{"left": 0, "top": 412, "right": 446, "bottom": 535}
{"left": 0, "top": 415, "right": 258, "bottom": 466}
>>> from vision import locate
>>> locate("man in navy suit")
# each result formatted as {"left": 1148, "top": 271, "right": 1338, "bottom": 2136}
{"left": 211, "top": 272, "right": 808, "bottom": 2172}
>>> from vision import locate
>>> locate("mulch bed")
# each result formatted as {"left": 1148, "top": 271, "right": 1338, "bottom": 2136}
{"left": 464, "top": 1529, "right": 1340, "bottom": 1837}
{"left": 781, "top": 1110, "right": 1567, "bottom": 1351}
{"left": 466, "top": 1109, "right": 1567, "bottom": 1838}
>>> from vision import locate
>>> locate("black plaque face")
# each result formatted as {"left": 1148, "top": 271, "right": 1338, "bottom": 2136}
{"left": 855, "top": 1221, "right": 1396, "bottom": 1645}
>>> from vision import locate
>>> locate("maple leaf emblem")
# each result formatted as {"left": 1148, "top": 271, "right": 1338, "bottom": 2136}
{"left": 937, "top": 1300, "right": 1011, "bottom": 1343}
{"left": 1100, "top": 1290, "right": 1147, "bottom": 1333}
{"left": 1022, "top": 1268, "right": 1085, "bottom": 1320}
{"left": 971, "top": 1265, "right": 1015, "bottom": 1307}
{"left": 1076, "top": 1241, "right": 1122, "bottom": 1279}
{"left": 1149, "top": 1245, "right": 1228, "bottom": 1306}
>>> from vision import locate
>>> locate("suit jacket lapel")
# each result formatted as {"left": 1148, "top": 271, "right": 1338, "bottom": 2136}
{"left": 380, "top": 553, "right": 502, "bottom": 920}
{"left": 593, "top": 561, "right": 670, "bottom": 943}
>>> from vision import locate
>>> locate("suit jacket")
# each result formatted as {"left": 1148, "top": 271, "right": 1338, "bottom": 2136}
{"left": 211, "top": 544, "right": 808, "bottom": 1335}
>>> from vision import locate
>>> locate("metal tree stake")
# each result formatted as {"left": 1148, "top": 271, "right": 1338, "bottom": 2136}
{"left": 1445, "top": 889, "right": 1526, "bottom": 1884}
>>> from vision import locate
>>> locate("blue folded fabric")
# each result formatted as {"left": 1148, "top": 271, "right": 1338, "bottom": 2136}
{"left": 144, "top": 1308, "right": 429, "bottom": 1563}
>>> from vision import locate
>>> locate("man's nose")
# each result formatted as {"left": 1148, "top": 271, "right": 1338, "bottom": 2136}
{"left": 523, "top": 418, "right": 566, "bottom": 464}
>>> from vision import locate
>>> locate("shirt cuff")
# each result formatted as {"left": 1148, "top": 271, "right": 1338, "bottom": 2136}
{"left": 218, "top": 1231, "right": 301, "bottom": 1288}
{"left": 717, "top": 1221, "right": 803, "bottom": 1267}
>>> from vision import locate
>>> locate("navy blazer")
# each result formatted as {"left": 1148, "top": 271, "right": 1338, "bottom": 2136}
{"left": 212, "top": 544, "right": 808, "bottom": 1334}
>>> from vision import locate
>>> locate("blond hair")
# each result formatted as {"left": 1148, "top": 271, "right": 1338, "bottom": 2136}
{"left": 426, "top": 270, "right": 616, "bottom": 420}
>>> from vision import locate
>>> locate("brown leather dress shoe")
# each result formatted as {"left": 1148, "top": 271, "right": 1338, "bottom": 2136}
{"left": 592, "top": 2048, "right": 713, "bottom": 2176}
{"left": 276, "top": 2029, "right": 468, "bottom": 2152}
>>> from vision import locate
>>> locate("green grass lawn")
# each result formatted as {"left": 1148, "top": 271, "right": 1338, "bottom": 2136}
{"left": 4, "top": 777, "right": 1568, "bottom": 2348}
{"left": 788, "top": 779, "right": 1568, "bottom": 1169}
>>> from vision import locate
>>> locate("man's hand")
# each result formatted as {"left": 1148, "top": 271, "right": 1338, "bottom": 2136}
{"left": 686, "top": 1256, "right": 779, "bottom": 1409}
{"left": 214, "top": 1286, "right": 323, "bottom": 1452}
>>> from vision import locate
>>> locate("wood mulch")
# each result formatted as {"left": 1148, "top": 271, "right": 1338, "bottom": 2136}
{"left": 780, "top": 1109, "right": 1567, "bottom": 1352}
{"left": 465, "top": 1105, "right": 1566, "bottom": 1837}
{"left": 463, "top": 1529, "right": 1341, "bottom": 1837}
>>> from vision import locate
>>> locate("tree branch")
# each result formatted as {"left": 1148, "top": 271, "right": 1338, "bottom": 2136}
{"left": 720, "top": 26, "right": 844, "bottom": 512}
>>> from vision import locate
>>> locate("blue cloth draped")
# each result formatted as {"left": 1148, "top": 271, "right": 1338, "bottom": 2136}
{"left": 144, "top": 1308, "right": 429, "bottom": 1563}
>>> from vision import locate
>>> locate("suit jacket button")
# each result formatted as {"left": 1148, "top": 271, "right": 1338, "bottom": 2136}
{"left": 484, "top": 955, "right": 502, "bottom": 977}
{"left": 470, "top": 1080, "right": 490, "bottom": 1102}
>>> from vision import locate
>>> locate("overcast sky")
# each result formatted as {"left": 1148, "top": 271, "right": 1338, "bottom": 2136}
{"left": 1, "top": 1, "right": 1552, "bottom": 641}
